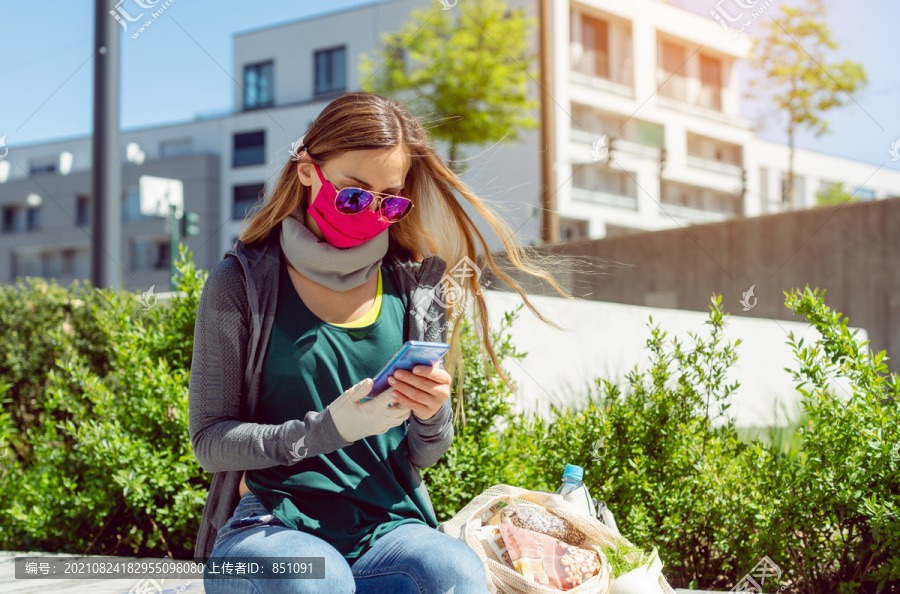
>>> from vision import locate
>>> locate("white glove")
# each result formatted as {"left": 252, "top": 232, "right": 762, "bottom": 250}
{"left": 326, "top": 378, "right": 412, "bottom": 443}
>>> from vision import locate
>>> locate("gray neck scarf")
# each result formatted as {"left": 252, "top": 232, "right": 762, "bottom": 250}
{"left": 279, "top": 208, "right": 389, "bottom": 292}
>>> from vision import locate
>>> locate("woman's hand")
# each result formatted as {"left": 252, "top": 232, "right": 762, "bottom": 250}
{"left": 387, "top": 363, "right": 451, "bottom": 421}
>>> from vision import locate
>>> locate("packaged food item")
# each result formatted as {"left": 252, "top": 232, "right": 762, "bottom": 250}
{"left": 500, "top": 502, "right": 586, "bottom": 546}
{"left": 476, "top": 525, "right": 515, "bottom": 569}
{"left": 498, "top": 523, "right": 602, "bottom": 590}
{"left": 480, "top": 501, "right": 505, "bottom": 525}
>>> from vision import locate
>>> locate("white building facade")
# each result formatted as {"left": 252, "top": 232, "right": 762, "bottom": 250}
{"left": 554, "top": 0, "right": 900, "bottom": 239}
{"left": 1, "top": 0, "right": 897, "bottom": 288}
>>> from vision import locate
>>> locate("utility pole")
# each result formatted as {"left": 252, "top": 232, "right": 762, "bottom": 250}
{"left": 91, "top": 0, "right": 122, "bottom": 290}
{"left": 539, "top": 0, "right": 558, "bottom": 244}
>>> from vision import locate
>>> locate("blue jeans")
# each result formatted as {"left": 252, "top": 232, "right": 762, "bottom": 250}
{"left": 204, "top": 492, "right": 490, "bottom": 593}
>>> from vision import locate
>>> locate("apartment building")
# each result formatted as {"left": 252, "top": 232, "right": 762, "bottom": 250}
{"left": 555, "top": 0, "right": 900, "bottom": 239}
{"left": 1, "top": 0, "right": 897, "bottom": 289}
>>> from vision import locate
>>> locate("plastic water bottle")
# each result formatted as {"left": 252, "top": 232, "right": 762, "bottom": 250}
{"left": 554, "top": 464, "right": 597, "bottom": 519}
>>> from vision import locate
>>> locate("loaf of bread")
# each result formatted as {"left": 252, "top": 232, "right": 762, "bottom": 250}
{"left": 499, "top": 503, "right": 586, "bottom": 546}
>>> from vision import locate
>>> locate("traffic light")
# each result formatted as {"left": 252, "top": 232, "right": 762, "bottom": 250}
{"left": 181, "top": 211, "right": 200, "bottom": 237}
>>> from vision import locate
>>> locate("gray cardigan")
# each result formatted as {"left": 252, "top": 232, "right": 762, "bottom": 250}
{"left": 188, "top": 225, "right": 454, "bottom": 563}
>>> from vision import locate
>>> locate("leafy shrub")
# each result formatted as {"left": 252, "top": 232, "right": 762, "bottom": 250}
{"left": 426, "top": 289, "right": 899, "bottom": 593}
{"left": 0, "top": 246, "right": 207, "bottom": 558}
{"left": 427, "top": 296, "right": 760, "bottom": 588}
{"left": 0, "top": 276, "right": 109, "bottom": 462}
{"left": 752, "top": 288, "right": 900, "bottom": 594}
{"left": 2, "top": 246, "right": 897, "bottom": 594}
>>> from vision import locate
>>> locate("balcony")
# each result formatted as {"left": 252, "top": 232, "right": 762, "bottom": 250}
{"left": 685, "top": 132, "right": 744, "bottom": 178}
{"left": 570, "top": 10, "right": 634, "bottom": 97}
{"left": 570, "top": 104, "right": 665, "bottom": 165}
{"left": 572, "top": 187, "right": 638, "bottom": 210}
{"left": 660, "top": 179, "right": 741, "bottom": 219}
{"left": 656, "top": 38, "right": 731, "bottom": 121}
{"left": 572, "top": 164, "right": 639, "bottom": 210}
{"left": 685, "top": 155, "right": 742, "bottom": 177}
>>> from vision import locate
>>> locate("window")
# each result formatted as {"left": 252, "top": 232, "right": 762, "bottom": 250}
{"left": 233, "top": 131, "right": 266, "bottom": 167}
{"left": 2, "top": 205, "right": 18, "bottom": 233}
{"left": 658, "top": 41, "right": 687, "bottom": 101}
{"left": 76, "top": 194, "right": 90, "bottom": 226}
{"left": 781, "top": 174, "right": 805, "bottom": 205}
{"left": 857, "top": 187, "right": 876, "bottom": 201}
{"left": 573, "top": 164, "right": 637, "bottom": 198}
{"left": 12, "top": 251, "right": 41, "bottom": 278}
{"left": 661, "top": 181, "right": 740, "bottom": 213}
{"left": 314, "top": 46, "right": 347, "bottom": 96}
{"left": 571, "top": 103, "right": 623, "bottom": 135}
{"left": 61, "top": 249, "right": 76, "bottom": 274}
{"left": 233, "top": 183, "right": 265, "bottom": 220}
{"left": 635, "top": 121, "right": 665, "bottom": 147}
{"left": 698, "top": 55, "right": 722, "bottom": 110}
{"left": 579, "top": 14, "right": 609, "bottom": 78}
{"left": 686, "top": 133, "right": 742, "bottom": 165}
{"left": 122, "top": 186, "right": 158, "bottom": 222}
{"left": 26, "top": 207, "right": 41, "bottom": 231}
{"left": 571, "top": 103, "right": 664, "bottom": 147}
{"left": 760, "top": 168, "right": 770, "bottom": 205}
{"left": 559, "top": 218, "right": 590, "bottom": 241}
{"left": 29, "top": 156, "right": 57, "bottom": 175}
{"left": 41, "top": 251, "right": 60, "bottom": 277}
{"left": 243, "top": 60, "right": 274, "bottom": 110}
{"left": 54, "top": 248, "right": 90, "bottom": 277}
{"left": 570, "top": 12, "right": 633, "bottom": 86}
{"left": 131, "top": 238, "right": 170, "bottom": 271}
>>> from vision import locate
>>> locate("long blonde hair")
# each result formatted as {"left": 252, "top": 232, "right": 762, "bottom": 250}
{"left": 237, "top": 92, "right": 573, "bottom": 423}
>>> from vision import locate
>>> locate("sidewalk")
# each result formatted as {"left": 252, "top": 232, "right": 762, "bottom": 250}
{"left": 1, "top": 550, "right": 722, "bottom": 593}
{"left": 0, "top": 552, "right": 203, "bottom": 594}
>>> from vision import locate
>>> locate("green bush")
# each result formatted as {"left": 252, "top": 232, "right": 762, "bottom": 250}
{"left": 0, "top": 275, "right": 110, "bottom": 463}
{"left": 424, "top": 290, "right": 899, "bottom": 593}
{"left": 427, "top": 296, "right": 761, "bottom": 589}
{"left": 0, "top": 246, "right": 207, "bottom": 558}
{"left": 1, "top": 247, "right": 897, "bottom": 593}
{"left": 752, "top": 288, "right": 900, "bottom": 594}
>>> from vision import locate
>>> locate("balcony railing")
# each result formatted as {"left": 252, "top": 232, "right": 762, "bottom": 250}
{"left": 571, "top": 187, "right": 639, "bottom": 210}
{"left": 685, "top": 155, "right": 743, "bottom": 177}
{"left": 570, "top": 47, "right": 634, "bottom": 88}
{"left": 660, "top": 183, "right": 741, "bottom": 215}
{"left": 657, "top": 72, "right": 687, "bottom": 102}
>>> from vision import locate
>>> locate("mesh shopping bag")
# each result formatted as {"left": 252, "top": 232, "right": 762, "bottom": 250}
{"left": 438, "top": 484, "right": 677, "bottom": 594}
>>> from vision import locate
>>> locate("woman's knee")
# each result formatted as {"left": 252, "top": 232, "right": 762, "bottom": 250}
{"left": 207, "top": 525, "right": 356, "bottom": 593}
{"left": 408, "top": 531, "right": 488, "bottom": 591}
{"left": 441, "top": 537, "right": 488, "bottom": 586}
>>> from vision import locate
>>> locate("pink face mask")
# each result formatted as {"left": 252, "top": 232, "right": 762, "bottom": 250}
{"left": 307, "top": 163, "right": 393, "bottom": 249}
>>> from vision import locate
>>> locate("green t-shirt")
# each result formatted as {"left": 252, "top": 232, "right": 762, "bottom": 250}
{"left": 244, "top": 255, "right": 439, "bottom": 560}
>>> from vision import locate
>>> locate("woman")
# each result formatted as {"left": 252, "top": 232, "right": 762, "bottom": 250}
{"left": 189, "top": 92, "right": 570, "bottom": 593}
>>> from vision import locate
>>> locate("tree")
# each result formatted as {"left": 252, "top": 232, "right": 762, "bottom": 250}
{"left": 359, "top": 0, "right": 539, "bottom": 173}
{"left": 746, "top": 0, "right": 867, "bottom": 210}
{"left": 815, "top": 181, "right": 858, "bottom": 208}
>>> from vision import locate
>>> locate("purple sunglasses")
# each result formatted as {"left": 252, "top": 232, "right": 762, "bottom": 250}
{"left": 313, "top": 163, "right": 414, "bottom": 223}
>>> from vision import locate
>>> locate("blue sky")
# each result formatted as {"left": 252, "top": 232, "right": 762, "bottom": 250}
{"left": 1, "top": 0, "right": 897, "bottom": 171}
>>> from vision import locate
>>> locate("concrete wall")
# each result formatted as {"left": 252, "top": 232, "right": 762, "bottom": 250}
{"left": 490, "top": 196, "right": 900, "bottom": 374}
{"left": 479, "top": 289, "right": 859, "bottom": 428}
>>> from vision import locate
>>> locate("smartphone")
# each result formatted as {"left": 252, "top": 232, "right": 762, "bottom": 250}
{"left": 360, "top": 340, "right": 451, "bottom": 402}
